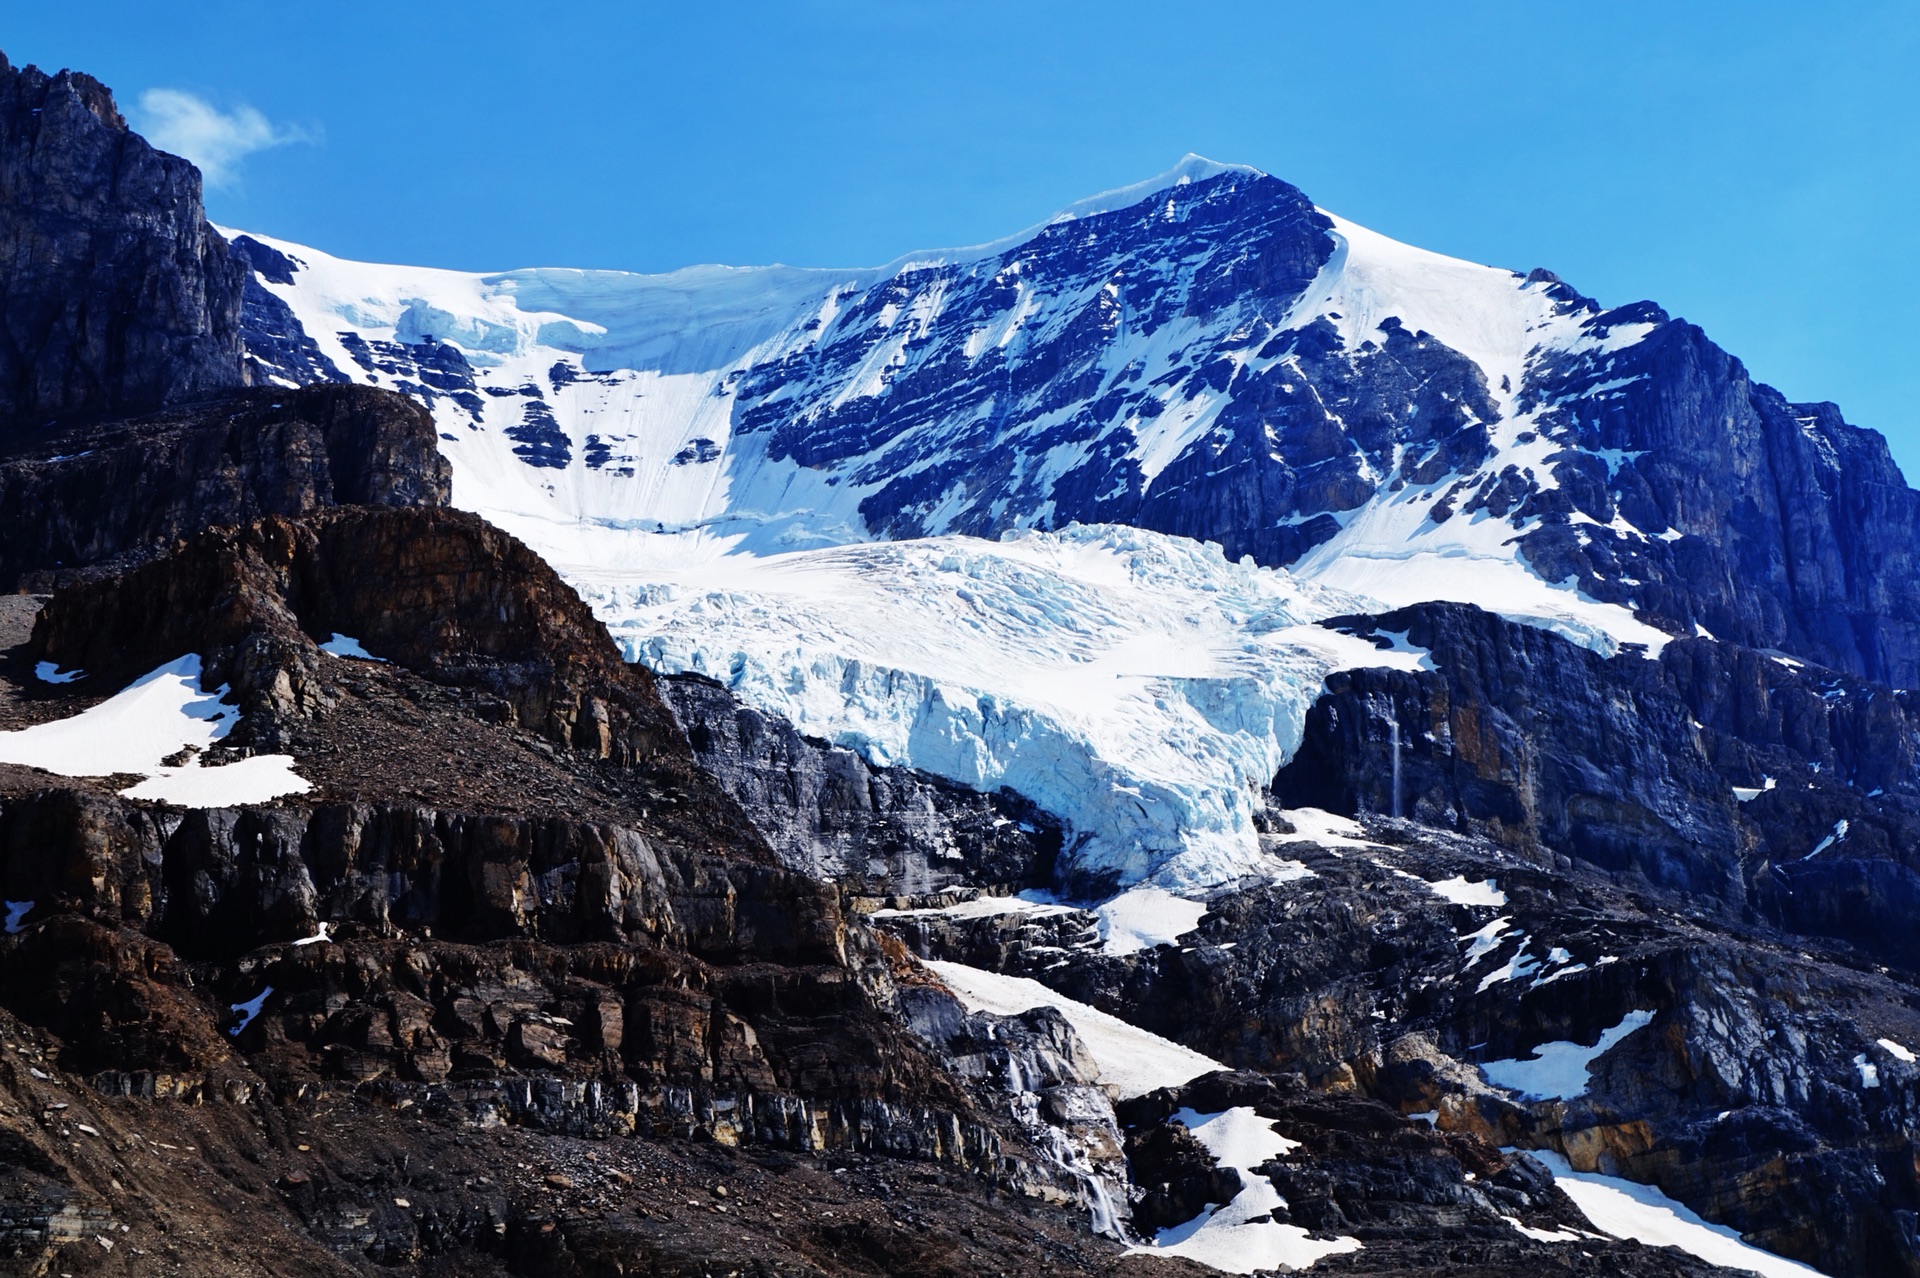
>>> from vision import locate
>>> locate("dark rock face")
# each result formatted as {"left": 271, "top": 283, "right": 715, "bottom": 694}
{"left": 725, "top": 168, "right": 1340, "bottom": 544}
{"left": 229, "top": 235, "right": 349, "bottom": 388}
{"left": 878, "top": 818, "right": 1920, "bottom": 1277}
{"left": 1277, "top": 604, "right": 1751, "bottom": 901}
{"left": 0, "top": 53, "right": 246, "bottom": 428}
{"left": 1117, "top": 1073, "right": 1727, "bottom": 1275}
{"left": 1117, "top": 315, "right": 1504, "bottom": 566}
{"left": 0, "top": 788, "right": 935, "bottom": 1107}
{"left": 0, "top": 788, "right": 1133, "bottom": 1271}
{"left": 1272, "top": 603, "right": 1920, "bottom": 967}
{"left": 662, "top": 672, "right": 1063, "bottom": 894}
{"left": 0, "top": 384, "right": 451, "bottom": 589}
{"left": 1504, "top": 318, "right": 1920, "bottom": 687}
{"left": 336, "top": 330, "right": 487, "bottom": 426}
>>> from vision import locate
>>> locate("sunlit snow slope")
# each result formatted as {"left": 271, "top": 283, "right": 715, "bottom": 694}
{"left": 229, "top": 154, "right": 1849, "bottom": 886}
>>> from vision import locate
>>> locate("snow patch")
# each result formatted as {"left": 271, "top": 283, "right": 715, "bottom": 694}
{"left": 0, "top": 655, "right": 236, "bottom": 775}
{"left": 1424, "top": 876, "right": 1506, "bottom": 908}
{"left": 229, "top": 987, "right": 273, "bottom": 1037}
{"left": 1128, "top": 1107, "right": 1361, "bottom": 1273}
{"left": 3, "top": 900, "right": 32, "bottom": 934}
{"left": 0, "top": 656, "right": 310, "bottom": 807}
{"left": 1877, "top": 1038, "right": 1916, "bottom": 1063}
{"left": 1480, "top": 1009, "right": 1654, "bottom": 1100}
{"left": 33, "top": 661, "right": 83, "bottom": 684}
{"left": 1097, "top": 887, "right": 1208, "bottom": 956}
{"left": 926, "top": 959, "right": 1222, "bottom": 1099}
{"left": 1475, "top": 938, "right": 1542, "bottom": 991}
{"left": 1503, "top": 1216, "right": 1590, "bottom": 1243}
{"left": 1525, "top": 1149, "right": 1828, "bottom": 1277}
{"left": 1805, "top": 820, "right": 1848, "bottom": 859}
{"left": 1461, "top": 918, "right": 1512, "bottom": 966}
{"left": 869, "top": 893, "right": 1075, "bottom": 923}
{"left": 319, "top": 634, "right": 385, "bottom": 661}
{"left": 120, "top": 755, "right": 312, "bottom": 807}
{"left": 1271, "top": 624, "right": 1433, "bottom": 675}
{"left": 1276, "top": 807, "right": 1383, "bottom": 850}
{"left": 291, "top": 921, "right": 334, "bottom": 947}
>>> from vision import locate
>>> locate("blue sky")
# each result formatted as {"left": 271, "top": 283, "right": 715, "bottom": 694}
{"left": 10, "top": 2, "right": 1920, "bottom": 471}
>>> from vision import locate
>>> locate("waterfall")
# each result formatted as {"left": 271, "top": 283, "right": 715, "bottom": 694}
{"left": 1390, "top": 715, "right": 1402, "bottom": 820}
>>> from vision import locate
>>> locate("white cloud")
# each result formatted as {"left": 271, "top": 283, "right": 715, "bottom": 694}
{"left": 133, "top": 89, "right": 310, "bottom": 190}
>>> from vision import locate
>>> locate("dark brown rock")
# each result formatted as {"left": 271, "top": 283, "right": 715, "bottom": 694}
{"left": 0, "top": 384, "right": 450, "bottom": 589}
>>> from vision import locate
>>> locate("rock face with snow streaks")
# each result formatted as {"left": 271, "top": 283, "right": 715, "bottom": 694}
{"left": 1273, "top": 602, "right": 1920, "bottom": 968}
{"left": 726, "top": 165, "right": 1341, "bottom": 547}
{"left": 878, "top": 816, "right": 1920, "bottom": 1277}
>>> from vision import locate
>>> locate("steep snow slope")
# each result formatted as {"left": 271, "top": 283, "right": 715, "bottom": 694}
{"left": 229, "top": 155, "right": 1825, "bottom": 884}
{"left": 1278, "top": 217, "right": 1670, "bottom": 656}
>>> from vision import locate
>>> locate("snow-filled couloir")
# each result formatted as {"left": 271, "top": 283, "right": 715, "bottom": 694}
{"left": 225, "top": 153, "right": 1908, "bottom": 886}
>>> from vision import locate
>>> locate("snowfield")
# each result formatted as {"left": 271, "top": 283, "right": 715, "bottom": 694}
{"left": 1479, "top": 1009, "right": 1655, "bottom": 1100}
{"left": 1526, "top": 1150, "right": 1827, "bottom": 1277}
{"left": 925, "top": 959, "right": 1224, "bottom": 1099}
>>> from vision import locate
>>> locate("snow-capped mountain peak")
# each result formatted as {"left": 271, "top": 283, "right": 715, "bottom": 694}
{"left": 226, "top": 156, "right": 1920, "bottom": 886}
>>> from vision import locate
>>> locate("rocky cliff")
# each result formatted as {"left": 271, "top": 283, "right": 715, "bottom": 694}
{"left": 1273, "top": 603, "right": 1920, "bottom": 969}
{"left": 0, "top": 512, "right": 1131, "bottom": 1274}
{"left": 0, "top": 52, "right": 246, "bottom": 429}
{"left": 661, "top": 672, "right": 1065, "bottom": 894}
{"left": 0, "top": 384, "right": 450, "bottom": 589}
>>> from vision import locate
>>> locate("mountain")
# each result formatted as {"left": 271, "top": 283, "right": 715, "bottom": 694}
{"left": 232, "top": 153, "right": 1920, "bottom": 683}
{"left": 228, "top": 155, "right": 1920, "bottom": 894}
{"left": 3, "top": 48, "right": 1919, "bottom": 1278}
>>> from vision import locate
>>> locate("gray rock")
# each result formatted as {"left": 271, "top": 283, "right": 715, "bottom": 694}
{"left": 0, "top": 52, "right": 246, "bottom": 428}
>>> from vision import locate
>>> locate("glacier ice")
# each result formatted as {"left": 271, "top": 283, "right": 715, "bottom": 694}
{"left": 558, "top": 522, "right": 1423, "bottom": 890}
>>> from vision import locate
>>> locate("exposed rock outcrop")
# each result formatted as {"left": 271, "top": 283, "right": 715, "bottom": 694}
{"left": 662, "top": 672, "right": 1064, "bottom": 894}
{"left": 0, "top": 52, "right": 246, "bottom": 428}
{"left": 879, "top": 817, "right": 1920, "bottom": 1277}
{"left": 1272, "top": 603, "right": 1920, "bottom": 966}
{"left": 0, "top": 384, "right": 450, "bottom": 589}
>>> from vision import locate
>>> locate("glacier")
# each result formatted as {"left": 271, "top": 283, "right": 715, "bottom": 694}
{"left": 552, "top": 521, "right": 1423, "bottom": 888}
{"left": 227, "top": 154, "right": 1694, "bottom": 890}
